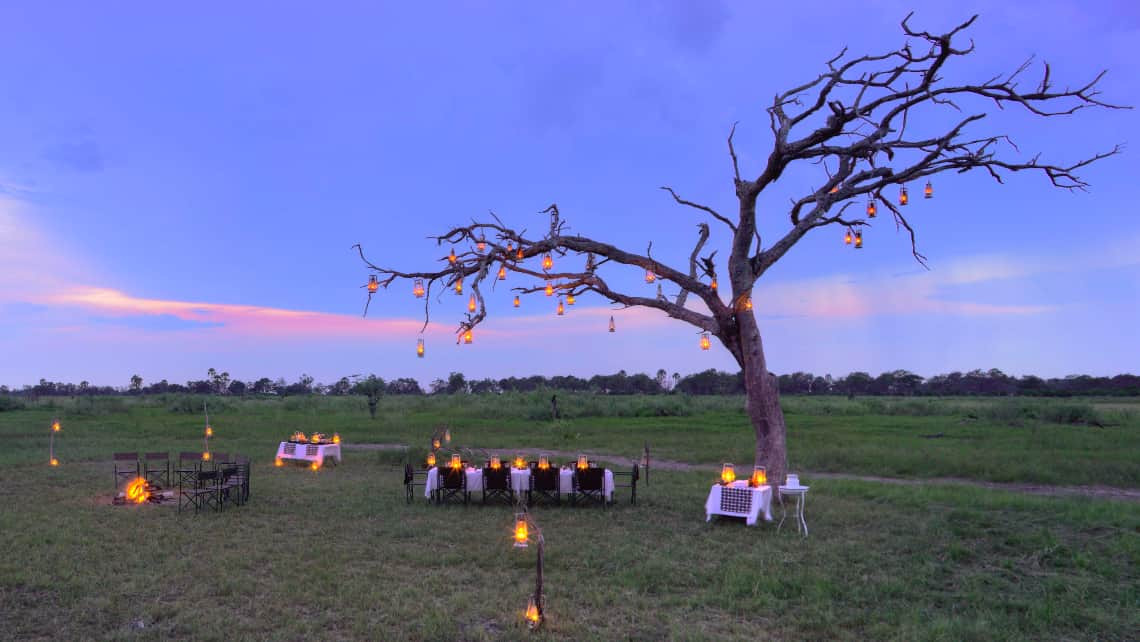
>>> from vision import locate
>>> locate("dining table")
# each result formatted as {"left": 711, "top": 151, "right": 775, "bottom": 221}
{"left": 424, "top": 466, "right": 614, "bottom": 501}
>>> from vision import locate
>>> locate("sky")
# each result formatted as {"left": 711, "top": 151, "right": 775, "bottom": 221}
{"left": 1, "top": 1, "right": 1138, "bottom": 389}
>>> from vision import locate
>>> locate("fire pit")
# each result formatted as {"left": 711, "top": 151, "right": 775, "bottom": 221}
{"left": 112, "top": 477, "right": 175, "bottom": 505}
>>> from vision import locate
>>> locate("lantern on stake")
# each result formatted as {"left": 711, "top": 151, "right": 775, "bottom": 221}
{"left": 468, "top": 293, "right": 477, "bottom": 312}
{"left": 416, "top": 337, "right": 425, "bottom": 358}
{"left": 544, "top": 281, "right": 553, "bottom": 296}
{"left": 700, "top": 333, "right": 711, "bottom": 351}
{"left": 498, "top": 265, "right": 507, "bottom": 280}
{"left": 556, "top": 299, "right": 564, "bottom": 316}
{"left": 448, "top": 248, "right": 457, "bottom": 264}
{"left": 899, "top": 186, "right": 909, "bottom": 206}
{"left": 541, "top": 253, "right": 553, "bottom": 271}
{"left": 367, "top": 274, "right": 378, "bottom": 293}
{"left": 513, "top": 295, "right": 520, "bottom": 308}
{"left": 924, "top": 181, "right": 933, "bottom": 199}
{"left": 413, "top": 278, "right": 425, "bottom": 298}
{"left": 514, "top": 513, "right": 529, "bottom": 548}
{"left": 49, "top": 418, "right": 61, "bottom": 466}
{"left": 608, "top": 316, "right": 615, "bottom": 333}
{"left": 866, "top": 199, "right": 876, "bottom": 218}
{"left": 854, "top": 231, "right": 863, "bottom": 249}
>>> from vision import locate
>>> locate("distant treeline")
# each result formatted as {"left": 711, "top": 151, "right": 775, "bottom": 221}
{"left": 4, "top": 367, "right": 1140, "bottom": 400}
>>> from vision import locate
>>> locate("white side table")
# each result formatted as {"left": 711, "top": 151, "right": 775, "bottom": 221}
{"left": 777, "top": 485, "right": 810, "bottom": 537}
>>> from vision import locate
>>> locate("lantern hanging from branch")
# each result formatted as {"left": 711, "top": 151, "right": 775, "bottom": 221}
{"left": 645, "top": 269, "right": 656, "bottom": 284}
{"left": 656, "top": 283, "right": 665, "bottom": 301}
{"left": 367, "top": 274, "right": 379, "bottom": 293}
{"left": 566, "top": 293, "right": 575, "bottom": 305}
{"left": 721, "top": 463, "right": 736, "bottom": 484}
{"left": 542, "top": 253, "right": 553, "bottom": 271}
{"left": 498, "top": 265, "right": 507, "bottom": 280}
{"left": 608, "top": 316, "right": 615, "bottom": 333}
{"left": 477, "top": 234, "right": 486, "bottom": 252}
{"left": 700, "top": 333, "right": 711, "bottom": 351}
{"left": 468, "top": 293, "right": 477, "bottom": 312}
{"left": 750, "top": 466, "right": 767, "bottom": 487}
{"left": 506, "top": 241, "right": 513, "bottom": 255}
{"left": 710, "top": 277, "right": 718, "bottom": 291}
{"left": 924, "top": 181, "right": 933, "bottom": 199}
{"left": 454, "top": 277, "right": 463, "bottom": 295}
{"left": 866, "top": 199, "right": 876, "bottom": 218}
{"left": 516, "top": 247, "right": 524, "bottom": 261}
{"left": 513, "top": 295, "right": 520, "bottom": 308}
{"left": 448, "top": 248, "right": 457, "bottom": 264}
{"left": 854, "top": 231, "right": 864, "bottom": 249}
{"left": 899, "top": 186, "right": 909, "bottom": 206}
{"left": 545, "top": 281, "right": 553, "bottom": 296}
{"left": 514, "top": 513, "right": 529, "bottom": 548}
{"left": 463, "top": 329, "right": 473, "bottom": 344}
{"left": 556, "top": 299, "right": 564, "bottom": 316}
{"left": 417, "top": 337, "right": 425, "bottom": 358}
{"left": 844, "top": 229, "right": 852, "bottom": 245}
{"left": 413, "top": 278, "right": 425, "bottom": 298}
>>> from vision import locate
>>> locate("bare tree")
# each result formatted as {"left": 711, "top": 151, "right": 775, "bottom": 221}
{"left": 355, "top": 14, "right": 1125, "bottom": 494}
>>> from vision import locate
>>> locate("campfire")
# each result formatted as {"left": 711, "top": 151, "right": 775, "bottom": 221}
{"left": 113, "top": 477, "right": 173, "bottom": 505}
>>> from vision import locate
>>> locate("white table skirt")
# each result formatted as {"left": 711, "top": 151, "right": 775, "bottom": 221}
{"left": 705, "top": 482, "right": 773, "bottom": 526}
{"left": 425, "top": 467, "right": 614, "bottom": 501}
{"left": 276, "top": 442, "right": 342, "bottom": 464}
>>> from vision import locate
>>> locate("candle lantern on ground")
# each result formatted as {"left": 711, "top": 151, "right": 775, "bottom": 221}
{"left": 721, "top": 463, "right": 736, "bottom": 484}
{"left": 275, "top": 457, "right": 283, "bottom": 467}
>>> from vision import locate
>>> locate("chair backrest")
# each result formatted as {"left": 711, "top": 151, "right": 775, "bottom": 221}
{"left": 114, "top": 452, "right": 139, "bottom": 462}
{"left": 179, "top": 451, "right": 203, "bottom": 463}
{"left": 220, "top": 466, "right": 239, "bottom": 482}
{"left": 404, "top": 463, "right": 413, "bottom": 484}
{"left": 577, "top": 467, "right": 604, "bottom": 492}
{"left": 144, "top": 452, "right": 168, "bottom": 462}
{"left": 213, "top": 453, "right": 232, "bottom": 463}
{"left": 440, "top": 466, "right": 465, "bottom": 490}
{"left": 483, "top": 467, "right": 509, "bottom": 490}
{"left": 632, "top": 464, "right": 640, "bottom": 482}
{"left": 197, "top": 470, "right": 219, "bottom": 484}
{"left": 533, "top": 467, "right": 559, "bottom": 492}
{"left": 235, "top": 455, "right": 250, "bottom": 464}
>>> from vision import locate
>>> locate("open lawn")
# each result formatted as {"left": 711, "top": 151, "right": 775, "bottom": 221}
{"left": 1, "top": 394, "right": 1137, "bottom": 640}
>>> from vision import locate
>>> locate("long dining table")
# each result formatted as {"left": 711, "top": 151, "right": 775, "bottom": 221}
{"left": 424, "top": 466, "right": 614, "bottom": 501}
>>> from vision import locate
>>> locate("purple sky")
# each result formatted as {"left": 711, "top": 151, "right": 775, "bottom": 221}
{"left": 1, "top": 1, "right": 1137, "bottom": 389}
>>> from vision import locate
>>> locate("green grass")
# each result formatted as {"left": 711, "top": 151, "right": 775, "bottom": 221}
{"left": 0, "top": 395, "right": 1137, "bottom": 640}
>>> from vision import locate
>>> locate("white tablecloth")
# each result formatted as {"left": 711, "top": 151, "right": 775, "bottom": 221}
{"left": 424, "top": 467, "right": 614, "bottom": 501}
{"left": 276, "top": 442, "right": 342, "bottom": 465}
{"left": 704, "top": 482, "right": 773, "bottom": 526}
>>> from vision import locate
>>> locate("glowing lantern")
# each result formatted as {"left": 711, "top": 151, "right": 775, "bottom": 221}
{"left": 463, "top": 329, "right": 473, "bottom": 344}
{"left": 538, "top": 455, "right": 550, "bottom": 470}
{"left": 566, "top": 293, "right": 575, "bottom": 305}
{"left": 506, "top": 241, "right": 513, "bottom": 254}
{"left": 608, "top": 316, "right": 615, "bottom": 333}
{"left": 899, "top": 186, "right": 909, "bottom": 206}
{"left": 700, "top": 333, "right": 711, "bottom": 351}
{"left": 526, "top": 596, "right": 541, "bottom": 627}
{"left": 203, "top": 452, "right": 211, "bottom": 462}
{"left": 205, "top": 425, "right": 213, "bottom": 438}
{"left": 332, "top": 433, "right": 341, "bottom": 444}
{"left": 432, "top": 438, "right": 441, "bottom": 450}
{"left": 293, "top": 431, "right": 307, "bottom": 442}
{"left": 126, "top": 477, "right": 149, "bottom": 504}
{"left": 710, "top": 277, "right": 718, "bottom": 291}
{"left": 468, "top": 293, "right": 477, "bottom": 312}
{"left": 750, "top": 466, "right": 767, "bottom": 487}
{"left": 275, "top": 457, "right": 283, "bottom": 467}
{"left": 477, "top": 234, "right": 486, "bottom": 252}
{"left": 498, "top": 265, "right": 507, "bottom": 280}
{"left": 311, "top": 461, "right": 320, "bottom": 471}
{"left": 514, "top": 514, "right": 529, "bottom": 548}
{"left": 577, "top": 454, "right": 588, "bottom": 470}
{"left": 645, "top": 269, "right": 656, "bottom": 283}
{"left": 513, "top": 295, "right": 520, "bottom": 308}
{"left": 311, "top": 433, "right": 321, "bottom": 444}
{"left": 490, "top": 456, "right": 501, "bottom": 470}
{"left": 413, "top": 278, "right": 425, "bottom": 298}
{"left": 417, "top": 338, "right": 425, "bottom": 358}
{"left": 721, "top": 463, "right": 736, "bottom": 484}
{"left": 454, "top": 278, "right": 463, "bottom": 295}
{"left": 854, "top": 231, "right": 863, "bottom": 249}
{"left": 545, "top": 282, "right": 553, "bottom": 296}
{"left": 448, "top": 248, "right": 457, "bottom": 264}
{"left": 844, "top": 229, "right": 852, "bottom": 245}
{"left": 738, "top": 296, "right": 753, "bottom": 311}
{"left": 444, "top": 428, "right": 451, "bottom": 443}
{"left": 426, "top": 452, "right": 436, "bottom": 467}
{"left": 513, "top": 455, "right": 526, "bottom": 469}
{"left": 50, "top": 458, "right": 59, "bottom": 466}
{"left": 542, "top": 253, "right": 553, "bottom": 271}
{"left": 450, "top": 454, "right": 462, "bottom": 469}
{"left": 556, "top": 299, "right": 564, "bottom": 316}
{"left": 829, "top": 185, "right": 839, "bottom": 194}
{"left": 516, "top": 247, "right": 524, "bottom": 261}
{"left": 924, "top": 181, "right": 933, "bottom": 199}
{"left": 866, "top": 199, "right": 876, "bottom": 218}
{"left": 367, "top": 274, "right": 378, "bottom": 293}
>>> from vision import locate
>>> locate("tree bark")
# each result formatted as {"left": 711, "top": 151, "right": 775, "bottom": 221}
{"left": 735, "top": 307, "right": 788, "bottom": 500}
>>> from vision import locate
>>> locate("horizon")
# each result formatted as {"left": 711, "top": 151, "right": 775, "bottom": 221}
{"left": 2, "top": 2, "right": 1138, "bottom": 389}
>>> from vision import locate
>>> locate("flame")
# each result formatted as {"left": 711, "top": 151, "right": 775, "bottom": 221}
{"left": 538, "top": 456, "right": 549, "bottom": 470}
{"left": 205, "top": 426, "right": 213, "bottom": 437}
{"left": 750, "top": 468, "right": 767, "bottom": 486}
{"left": 275, "top": 457, "right": 283, "bottom": 467}
{"left": 202, "top": 452, "right": 211, "bottom": 461}
{"left": 721, "top": 463, "right": 736, "bottom": 484}
{"left": 426, "top": 453, "right": 437, "bottom": 467}
{"left": 450, "top": 454, "right": 462, "bottom": 469}
{"left": 332, "top": 433, "right": 341, "bottom": 444}
{"left": 51, "top": 421, "right": 61, "bottom": 433}
{"left": 514, "top": 519, "right": 529, "bottom": 547}
{"left": 310, "top": 433, "right": 322, "bottom": 444}
{"left": 513, "top": 456, "right": 526, "bottom": 469}
{"left": 293, "top": 431, "right": 307, "bottom": 442}
{"left": 126, "top": 477, "right": 149, "bottom": 504}
{"left": 311, "top": 461, "right": 320, "bottom": 471}
{"left": 50, "top": 458, "right": 59, "bottom": 467}
{"left": 525, "top": 598, "right": 541, "bottom": 626}
{"left": 490, "top": 456, "right": 501, "bottom": 470}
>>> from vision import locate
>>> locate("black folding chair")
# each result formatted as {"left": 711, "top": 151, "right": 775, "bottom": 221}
{"left": 176, "top": 452, "right": 204, "bottom": 488}
{"left": 113, "top": 452, "right": 139, "bottom": 490}
{"left": 218, "top": 465, "right": 242, "bottom": 508}
{"left": 573, "top": 467, "right": 607, "bottom": 509}
{"left": 612, "top": 464, "right": 640, "bottom": 505}
{"left": 143, "top": 452, "right": 170, "bottom": 488}
{"left": 404, "top": 463, "right": 428, "bottom": 504}
{"left": 529, "top": 466, "right": 560, "bottom": 506}
{"left": 180, "top": 469, "right": 220, "bottom": 513}
{"left": 436, "top": 466, "right": 468, "bottom": 505}
{"left": 481, "top": 466, "right": 512, "bottom": 505}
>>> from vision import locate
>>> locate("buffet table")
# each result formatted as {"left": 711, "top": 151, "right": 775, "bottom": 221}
{"left": 276, "top": 441, "right": 342, "bottom": 466}
{"left": 704, "top": 481, "right": 773, "bottom": 526}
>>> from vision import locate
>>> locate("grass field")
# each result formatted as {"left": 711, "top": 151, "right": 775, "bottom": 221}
{"left": 1, "top": 394, "right": 1137, "bottom": 640}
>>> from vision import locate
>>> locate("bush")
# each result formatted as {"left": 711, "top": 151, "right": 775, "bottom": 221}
{"left": 0, "top": 396, "right": 26, "bottom": 412}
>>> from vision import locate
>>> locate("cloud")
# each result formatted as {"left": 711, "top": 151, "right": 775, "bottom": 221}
{"left": 42, "top": 140, "right": 105, "bottom": 173}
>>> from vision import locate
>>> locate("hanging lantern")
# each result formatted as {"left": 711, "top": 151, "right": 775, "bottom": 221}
{"left": 542, "top": 253, "right": 553, "bottom": 271}
{"left": 516, "top": 247, "right": 524, "bottom": 261}
{"left": 463, "top": 329, "right": 473, "bottom": 344}
{"left": 854, "top": 231, "right": 863, "bottom": 249}
{"left": 426, "top": 452, "right": 437, "bottom": 467}
{"left": 454, "top": 278, "right": 463, "bottom": 295}
{"left": 513, "top": 295, "right": 520, "bottom": 308}
{"left": 566, "top": 293, "right": 575, "bottom": 305}
{"left": 468, "top": 293, "right": 477, "bottom": 312}
{"left": 545, "top": 281, "right": 553, "bottom": 296}
{"left": 506, "top": 241, "right": 513, "bottom": 255}
{"left": 744, "top": 297, "right": 753, "bottom": 311}
{"left": 577, "top": 454, "right": 588, "bottom": 470}
{"left": 513, "top": 455, "right": 526, "bottom": 469}
{"left": 844, "top": 229, "right": 852, "bottom": 245}
{"left": 829, "top": 185, "right": 839, "bottom": 194}
{"left": 417, "top": 337, "right": 425, "bottom": 358}
{"left": 538, "top": 455, "right": 550, "bottom": 470}
{"left": 721, "top": 463, "right": 736, "bottom": 484}
{"left": 645, "top": 269, "right": 656, "bottom": 283}
{"left": 432, "top": 438, "right": 441, "bottom": 450}
{"left": 498, "top": 265, "right": 507, "bottom": 280}
{"left": 608, "top": 316, "right": 615, "bottom": 333}
{"left": 448, "top": 248, "right": 457, "bottom": 264}
{"left": 367, "top": 274, "right": 378, "bottom": 293}
{"left": 490, "top": 455, "right": 501, "bottom": 470}
{"left": 750, "top": 466, "right": 767, "bottom": 487}
{"left": 710, "top": 277, "right": 718, "bottom": 291}
{"left": 899, "top": 186, "right": 909, "bottom": 206}
{"left": 477, "top": 234, "right": 486, "bottom": 252}
{"left": 866, "top": 199, "right": 876, "bottom": 218}
{"left": 413, "top": 278, "right": 425, "bottom": 298}
{"left": 924, "top": 181, "right": 933, "bottom": 199}
{"left": 556, "top": 299, "right": 564, "bottom": 316}
{"left": 450, "top": 454, "right": 462, "bottom": 469}
{"left": 514, "top": 514, "right": 529, "bottom": 548}
{"left": 526, "top": 596, "right": 541, "bottom": 628}
{"left": 700, "top": 333, "right": 711, "bottom": 351}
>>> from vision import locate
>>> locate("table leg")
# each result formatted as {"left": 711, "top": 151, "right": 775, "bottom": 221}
{"left": 797, "top": 494, "right": 808, "bottom": 537}
{"left": 777, "top": 495, "right": 787, "bottom": 532}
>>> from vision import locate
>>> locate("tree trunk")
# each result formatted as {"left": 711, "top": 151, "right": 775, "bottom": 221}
{"left": 735, "top": 309, "right": 788, "bottom": 500}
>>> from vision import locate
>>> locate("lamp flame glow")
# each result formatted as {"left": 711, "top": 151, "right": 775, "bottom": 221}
{"left": 721, "top": 463, "right": 736, "bottom": 484}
